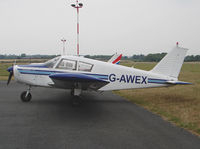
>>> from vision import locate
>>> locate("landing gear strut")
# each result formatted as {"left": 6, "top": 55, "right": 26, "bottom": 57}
{"left": 70, "top": 88, "right": 82, "bottom": 106}
{"left": 20, "top": 86, "right": 32, "bottom": 102}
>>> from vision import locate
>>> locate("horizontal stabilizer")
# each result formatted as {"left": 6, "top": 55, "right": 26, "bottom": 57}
{"left": 166, "top": 81, "right": 192, "bottom": 85}
{"left": 148, "top": 78, "right": 192, "bottom": 85}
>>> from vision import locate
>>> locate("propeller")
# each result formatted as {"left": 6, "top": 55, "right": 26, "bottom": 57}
{"left": 7, "top": 66, "right": 13, "bottom": 85}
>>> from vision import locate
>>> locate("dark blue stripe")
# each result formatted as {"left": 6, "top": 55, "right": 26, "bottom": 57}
{"left": 148, "top": 78, "right": 167, "bottom": 84}
{"left": 85, "top": 73, "right": 108, "bottom": 77}
{"left": 49, "top": 73, "right": 108, "bottom": 83}
{"left": 148, "top": 78, "right": 192, "bottom": 85}
{"left": 148, "top": 81, "right": 167, "bottom": 84}
{"left": 18, "top": 69, "right": 57, "bottom": 75}
{"left": 18, "top": 68, "right": 108, "bottom": 77}
{"left": 19, "top": 65, "right": 47, "bottom": 68}
{"left": 148, "top": 78, "right": 167, "bottom": 81}
{"left": 18, "top": 70, "right": 53, "bottom": 75}
{"left": 18, "top": 69, "right": 108, "bottom": 80}
{"left": 175, "top": 82, "right": 191, "bottom": 85}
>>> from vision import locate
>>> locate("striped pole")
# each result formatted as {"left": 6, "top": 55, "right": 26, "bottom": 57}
{"left": 61, "top": 38, "right": 66, "bottom": 55}
{"left": 71, "top": 0, "right": 83, "bottom": 56}
{"left": 77, "top": 1, "right": 79, "bottom": 56}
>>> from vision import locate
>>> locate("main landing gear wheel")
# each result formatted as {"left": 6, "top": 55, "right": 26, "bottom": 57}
{"left": 71, "top": 96, "right": 82, "bottom": 106}
{"left": 70, "top": 88, "right": 82, "bottom": 106}
{"left": 20, "top": 91, "right": 32, "bottom": 102}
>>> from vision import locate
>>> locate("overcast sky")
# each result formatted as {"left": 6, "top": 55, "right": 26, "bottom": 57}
{"left": 0, "top": 0, "right": 200, "bottom": 56}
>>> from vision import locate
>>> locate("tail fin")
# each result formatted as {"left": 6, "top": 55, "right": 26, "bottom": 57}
{"left": 151, "top": 47, "right": 188, "bottom": 78}
{"left": 108, "top": 53, "right": 122, "bottom": 64}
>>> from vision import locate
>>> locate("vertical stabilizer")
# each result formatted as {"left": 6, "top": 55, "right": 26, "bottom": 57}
{"left": 108, "top": 53, "right": 122, "bottom": 64}
{"left": 151, "top": 47, "right": 188, "bottom": 78}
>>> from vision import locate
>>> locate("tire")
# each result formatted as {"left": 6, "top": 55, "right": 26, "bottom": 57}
{"left": 71, "top": 96, "right": 82, "bottom": 106}
{"left": 71, "top": 90, "right": 74, "bottom": 96}
{"left": 20, "top": 91, "right": 32, "bottom": 102}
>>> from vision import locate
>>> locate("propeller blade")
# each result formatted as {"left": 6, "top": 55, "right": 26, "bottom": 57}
{"left": 7, "top": 71, "right": 13, "bottom": 85}
{"left": 7, "top": 66, "right": 13, "bottom": 85}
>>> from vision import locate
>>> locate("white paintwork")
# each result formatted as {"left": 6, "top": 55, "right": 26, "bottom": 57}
{"left": 107, "top": 53, "right": 122, "bottom": 64}
{"left": 151, "top": 47, "right": 188, "bottom": 78}
{"left": 13, "top": 46, "right": 189, "bottom": 93}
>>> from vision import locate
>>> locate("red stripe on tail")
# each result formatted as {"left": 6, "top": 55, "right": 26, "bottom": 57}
{"left": 112, "top": 54, "right": 122, "bottom": 64}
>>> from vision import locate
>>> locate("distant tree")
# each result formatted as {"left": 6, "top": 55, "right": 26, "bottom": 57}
{"left": 144, "top": 53, "right": 167, "bottom": 62}
{"left": 122, "top": 56, "right": 128, "bottom": 60}
{"left": 1, "top": 53, "right": 200, "bottom": 62}
{"left": 0, "top": 55, "right": 5, "bottom": 59}
{"left": 21, "top": 53, "right": 26, "bottom": 58}
{"left": 131, "top": 54, "right": 145, "bottom": 61}
{"left": 84, "top": 55, "right": 91, "bottom": 58}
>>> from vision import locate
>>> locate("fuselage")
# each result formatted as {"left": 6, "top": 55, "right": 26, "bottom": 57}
{"left": 13, "top": 55, "right": 175, "bottom": 91}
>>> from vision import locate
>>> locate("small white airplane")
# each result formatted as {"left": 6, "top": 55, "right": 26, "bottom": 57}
{"left": 7, "top": 46, "right": 191, "bottom": 104}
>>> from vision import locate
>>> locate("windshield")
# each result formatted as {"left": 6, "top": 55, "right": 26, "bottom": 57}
{"left": 56, "top": 59, "right": 77, "bottom": 70}
{"left": 44, "top": 56, "right": 61, "bottom": 68}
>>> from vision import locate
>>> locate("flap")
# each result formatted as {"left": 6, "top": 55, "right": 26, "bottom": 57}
{"left": 49, "top": 73, "right": 109, "bottom": 90}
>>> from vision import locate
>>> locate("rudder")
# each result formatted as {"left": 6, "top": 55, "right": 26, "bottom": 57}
{"left": 151, "top": 47, "right": 188, "bottom": 78}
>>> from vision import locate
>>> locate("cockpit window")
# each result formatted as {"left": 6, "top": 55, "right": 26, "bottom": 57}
{"left": 56, "top": 59, "right": 77, "bottom": 70}
{"left": 78, "top": 61, "right": 93, "bottom": 72}
{"left": 44, "top": 56, "right": 60, "bottom": 68}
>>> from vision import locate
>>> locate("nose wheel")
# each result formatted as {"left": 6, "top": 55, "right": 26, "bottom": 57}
{"left": 21, "top": 91, "right": 32, "bottom": 102}
{"left": 20, "top": 86, "right": 32, "bottom": 102}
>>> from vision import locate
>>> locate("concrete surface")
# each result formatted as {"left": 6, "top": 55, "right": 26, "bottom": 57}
{"left": 0, "top": 81, "right": 200, "bottom": 149}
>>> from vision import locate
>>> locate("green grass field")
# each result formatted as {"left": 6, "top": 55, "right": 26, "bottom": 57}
{"left": 115, "top": 61, "right": 200, "bottom": 136}
{"left": 0, "top": 59, "right": 46, "bottom": 80}
{"left": 0, "top": 60, "right": 200, "bottom": 135}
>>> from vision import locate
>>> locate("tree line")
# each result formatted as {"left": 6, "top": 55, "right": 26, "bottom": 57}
{"left": 1, "top": 53, "right": 200, "bottom": 62}
{"left": 0, "top": 54, "right": 58, "bottom": 59}
{"left": 85, "top": 53, "right": 200, "bottom": 62}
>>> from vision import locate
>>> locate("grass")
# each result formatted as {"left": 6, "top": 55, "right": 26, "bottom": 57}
{"left": 0, "top": 62, "right": 26, "bottom": 80}
{"left": 0, "top": 59, "right": 47, "bottom": 63}
{"left": 115, "top": 61, "right": 200, "bottom": 136}
{"left": 0, "top": 59, "right": 46, "bottom": 80}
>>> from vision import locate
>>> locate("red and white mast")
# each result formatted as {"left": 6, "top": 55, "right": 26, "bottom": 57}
{"left": 61, "top": 38, "right": 66, "bottom": 55}
{"left": 176, "top": 42, "right": 179, "bottom": 47}
{"left": 71, "top": 0, "right": 83, "bottom": 56}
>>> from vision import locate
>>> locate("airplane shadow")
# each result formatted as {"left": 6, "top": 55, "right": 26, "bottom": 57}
{"left": 28, "top": 90, "right": 128, "bottom": 123}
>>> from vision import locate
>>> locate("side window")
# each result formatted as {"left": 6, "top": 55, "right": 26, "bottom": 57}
{"left": 78, "top": 61, "right": 93, "bottom": 72}
{"left": 56, "top": 59, "right": 77, "bottom": 70}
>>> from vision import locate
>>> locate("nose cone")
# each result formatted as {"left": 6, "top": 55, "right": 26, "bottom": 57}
{"left": 7, "top": 66, "right": 13, "bottom": 72}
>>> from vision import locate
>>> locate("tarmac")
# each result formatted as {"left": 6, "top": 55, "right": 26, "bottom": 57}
{"left": 0, "top": 81, "right": 200, "bottom": 149}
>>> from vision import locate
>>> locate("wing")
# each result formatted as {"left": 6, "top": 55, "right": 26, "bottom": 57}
{"left": 49, "top": 73, "right": 109, "bottom": 90}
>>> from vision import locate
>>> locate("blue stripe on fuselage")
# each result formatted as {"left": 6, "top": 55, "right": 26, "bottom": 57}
{"left": 18, "top": 64, "right": 47, "bottom": 68}
{"left": 17, "top": 68, "right": 108, "bottom": 80}
{"left": 115, "top": 61, "right": 120, "bottom": 64}
{"left": 148, "top": 78, "right": 168, "bottom": 84}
